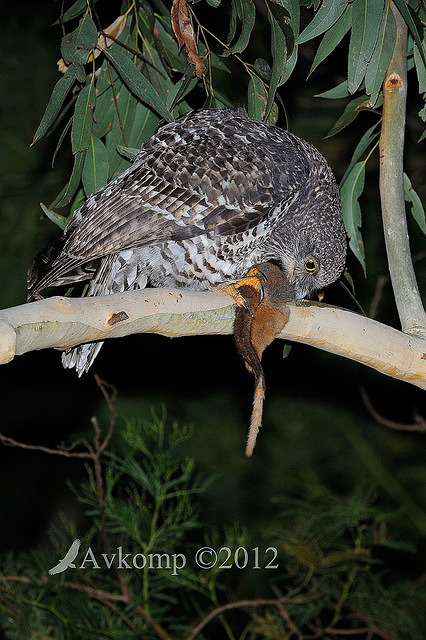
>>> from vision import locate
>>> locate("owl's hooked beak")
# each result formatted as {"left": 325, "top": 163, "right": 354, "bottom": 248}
{"left": 287, "top": 264, "right": 296, "bottom": 284}
{"left": 287, "top": 264, "right": 310, "bottom": 301}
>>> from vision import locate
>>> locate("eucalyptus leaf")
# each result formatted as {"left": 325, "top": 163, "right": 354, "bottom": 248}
{"left": 116, "top": 146, "right": 140, "bottom": 161}
{"left": 227, "top": 0, "right": 238, "bottom": 47}
{"left": 82, "top": 136, "right": 110, "bottom": 197}
{"left": 69, "top": 188, "right": 86, "bottom": 218}
{"left": 61, "top": 14, "right": 98, "bottom": 66}
{"left": 248, "top": 75, "right": 268, "bottom": 120}
{"left": 39, "top": 203, "right": 69, "bottom": 230}
{"left": 167, "top": 66, "right": 198, "bottom": 110}
{"left": 197, "top": 44, "right": 211, "bottom": 72}
{"left": 155, "top": 21, "right": 187, "bottom": 74}
{"left": 315, "top": 80, "right": 349, "bottom": 99}
{"left": 278, "top": 0, "right": 300, "bottom": 83}
{"left": 105, "top": 85, "right": 137, "bottom": 176}
{"left": 404, "top": 173, "right": 426, "bottom": 234}
{"left": 253, "top": 58, "right": 272, "bottom": 81}
{"left": 71, "top": 84, "right": 95, "bottom": 154}
{"left": 93, "top": 79, "right": 121, "bottom": 139}
{"left": 102, "top": 43, "right": 173, "bottom": 123}
{"left": 309, "top": 6, "right": 351, "bottom": 77}
{"left": 203, "top": 92, "right": 234, "bottom": 109}
{"left": 340, "top": 161, "right": 366, "bottom": 274}
{"left": 247, "top": 75, "right": 278, "bottom": 122}
{"left": 324, "top": 94, "right": 374, "bottom": 138}
{"left": 142, "top": 40, "right": 174, "bottom": 98}
{"left": 297, "top": 0, "right": 347, "bottom": 45}
{"left": 267, "top": 2, "right": 294, "bottom": 58}
{"left": 205, "top": 49, "right": 231, "bottom": 73}
{"left": 127, "top": 102, "right": 160, "bottom": 150}
{"left": 139, "top": 0, "right": 156, "bottom": 35}
{"left": 282, "top": 343, "right": 292, "bottom": 359}
{"left": 51, "top": 150, "right": 87, "bottom": 208}
{"left": 264, "top": 1, "right": 288, "bottom": 118}
{"left": 57, "top": 0, "right": 96, "bottom": 24}
{"left": 348, "top": 0, "right": 384, "bottom": 94}
{"left": 224, "top": 0, "right": 256, "bottom": 56}
{"left": 413, "top": 40, "right": 426, "bottom": 93}
{"left": 365, "top": 4, "right": 396, "bottom": 104}
{"left": 340, "top": 122, "right": 380, "bottom": 187}
{"left": 392, "top": 0, "right": 426, "bottom": 65}
{"left": 31, "top": 65, "right": 76, "bottom": 145}
{"left": 52, "top": 117, "right": 73, "bottom": 168}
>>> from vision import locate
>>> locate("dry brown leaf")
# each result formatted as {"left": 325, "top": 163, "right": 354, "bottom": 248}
{"left": 171, "top": 0, "right": 205, "bottom": 78}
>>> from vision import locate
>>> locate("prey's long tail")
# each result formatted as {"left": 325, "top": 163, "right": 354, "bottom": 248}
{"left": 245, "top": 371, "right": 266, "bottom": 457}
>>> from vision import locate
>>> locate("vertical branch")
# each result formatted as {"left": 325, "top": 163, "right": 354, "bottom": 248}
{"left": 379, "top": 2, "right": 426, "bottom": 337}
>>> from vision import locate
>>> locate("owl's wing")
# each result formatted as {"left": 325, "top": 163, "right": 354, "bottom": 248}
{"left": 61, "top": 155, "right": 274, "bottom": 262}
{"left": 62, "top": 109, "right": 310, "bottom": 261}
{"left": 29, "top": 110, "right": 309, "bottom": 297}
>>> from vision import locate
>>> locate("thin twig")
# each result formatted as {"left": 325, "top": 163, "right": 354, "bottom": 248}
{"left": 368, "top": 274, "right": 390, "bottom": 320}
{"left": 186, "top": 596, "right": 317, "bottom": 640}
{"left": 368, "top": 252, "right": 425, "bottom": 320}
{"left": 0, "top": 433, "right": 93, "bottom": 459}
{"left": 99, "top": 32, "right": 168, "bottom": 78}
{"left": 275, "top": 600, "right": 301, "bottom": 638}
{"left": 346, "top": 605, "right": 398, "bottom": 640}
{"left": 360, "top": 386, "right": 426, "bottom": 433}
{"left": 0, "top": 377, "right": 117, "bottom": 458}
{"left": 326, "top": 627, "right": 376, "bottom": 636}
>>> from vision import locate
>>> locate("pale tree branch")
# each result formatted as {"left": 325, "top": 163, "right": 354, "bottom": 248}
{"left": 379, "top": 1, "right": 426, "bottom": 337}
{"left": 0, "top": 288, "right": 425, "bottom": 390}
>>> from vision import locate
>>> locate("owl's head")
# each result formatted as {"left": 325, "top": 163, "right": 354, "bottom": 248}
{"left": 278, "top": 228, "right": 347, "bottom": 300}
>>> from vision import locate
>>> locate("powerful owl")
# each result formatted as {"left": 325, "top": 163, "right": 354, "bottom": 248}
{"left": 28, "top": 108, "right": 347, "bottom": 375}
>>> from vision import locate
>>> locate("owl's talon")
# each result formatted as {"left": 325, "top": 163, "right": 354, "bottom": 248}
{"left": 219, "top": 284, "right": 254, "bottom": 314}
{"left": 247, "top": 267, "right": 266, "bottom": 303}
{"left": 219, "top": 273, "right": 264, "bottom": 313}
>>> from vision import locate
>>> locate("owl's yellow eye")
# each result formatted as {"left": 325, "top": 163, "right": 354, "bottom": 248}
{"left": 305, "top": 259, "right": 316, "bottom": 273}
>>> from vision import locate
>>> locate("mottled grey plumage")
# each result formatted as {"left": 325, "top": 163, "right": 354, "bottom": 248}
{"left": 28, "top": 108, "right": 347, "bottom": 375}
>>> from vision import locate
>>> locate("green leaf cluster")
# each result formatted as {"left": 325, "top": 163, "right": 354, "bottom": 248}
{"left": 32, "top": 3, "right": 184, "bottom": 218}
{"left": 300, "top": 0, "right": 425, "bottom": 272}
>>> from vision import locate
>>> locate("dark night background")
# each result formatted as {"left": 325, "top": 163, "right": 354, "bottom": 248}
{"left": 0, "top": 1, "right": 425, "bottom": 626}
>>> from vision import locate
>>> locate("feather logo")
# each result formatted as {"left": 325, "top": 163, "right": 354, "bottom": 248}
{"left": 48, "top": 539, "right": 81, "bottom": 575}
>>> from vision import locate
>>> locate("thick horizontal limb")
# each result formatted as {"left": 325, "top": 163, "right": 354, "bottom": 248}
{"left": 0, "top": 289, "right": 425, "bottom": 389}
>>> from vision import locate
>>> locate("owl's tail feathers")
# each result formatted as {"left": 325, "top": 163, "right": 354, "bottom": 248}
{"left": 27, "top": 237, "right": 66, "bottom": 300}
{"left": 27, "top": 238, "right": 94, "bottom": 302}
{"left": 61, "top": 342, "right": 104, "bottom": 377}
